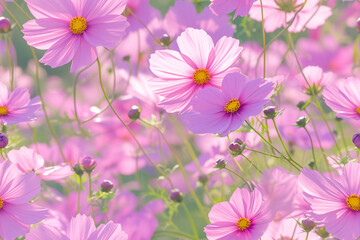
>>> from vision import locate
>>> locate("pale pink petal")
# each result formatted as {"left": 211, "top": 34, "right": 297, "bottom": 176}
{"left": 68, "top": 214, "right": 96, "bottom": 240}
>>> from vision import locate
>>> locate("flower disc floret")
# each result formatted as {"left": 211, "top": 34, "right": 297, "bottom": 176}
{"left": 357, "top": 107, "right": 360, "bottom": 116}
{"left": 0, "top": 197, "right": 3, "bottom": 210}
{"left": 236, "top": 217, "right": 251, "bottom": 231}
{"left": 0, "top": 106, "right": 8, "bottom": 116}
{"left": 70, "top": 17, "right": 87, "bottom": 35}
{"left": 346, "top": 194, "right": 360, "bottom": 211}
{"left": 193, "top": 69, "right": 211, "bottom": 86}
{"left": 224, "top": 99, "right": 241, "bottom": 113}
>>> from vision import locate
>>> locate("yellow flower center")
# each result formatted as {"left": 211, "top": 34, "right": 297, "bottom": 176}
{"left": 224, "top": 99, "right": 241, "bottom": 114}
{"left": 193, "top": 69, "right": 210, "bottom": 86}
{"left": 236, "top": 217, "right": 251, "bottom": 231}
{"left": 0, "top": 106, "right": 8, "bottom": 116}
{"left": 70, "top": 17, "right": 87, "bottom": 35}
{"left": 0, "top": 197, "right": 3, "bottom": 210}
{"left": 346, "top": 194, "right": 360, "bottom": 211}
{"left": 357, "top": 107, "right": 360, "bottom": 116}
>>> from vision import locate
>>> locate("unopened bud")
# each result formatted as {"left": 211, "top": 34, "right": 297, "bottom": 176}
{"left": 0, "top": 17, "right": 11, "bottom": 33}
{"left": 128, "top": 105, "right": 141, "bottom": 121}
{"left": 159, "top": 34, "right": 171, "bottom": 46}
{"left": 0, "top": 133, "right": 8, "bottom": 149}
{"left": 263, "top": 106, "right": 277, "bottom": 119}
{"left": 198, "top": 174, "right": 208, "bottom": 185}
{"left": 315, "top": 226, "right": 329, "bottom": 238}
{"left": 73, "top": 163, "right": 84, "bottom": 176}
{"left": 170, "top": 189, "right": 183, "bottom": 203}
{"left": 301, "top": 218, "right": 315, "bottom": 232}
{"left": 80, "top": 156, "right": 96, "bottom": 173}
{"left": 228, "top": 138, "right": 245, "bottom": 157}
{"left": 101, "top": 180, "right": 114, "bottom": 193}
{"left": 352, "top": 133, "right": 360, "bottom": 148}
{"left": 215, "top": 158, "right": 227, "bottom": 169}
{"left": 296, "top": 116, "right": 308, "bottom": 128}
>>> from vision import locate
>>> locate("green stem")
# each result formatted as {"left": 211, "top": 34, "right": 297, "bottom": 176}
{"left": 0, "top": 151, "right": 5, "bottom": 161}
{"left": 153, "top": 230, "right": 194, "bottom": 240}
{"left": 181, "top": 202, "right": 199, "bottom": 240}
{"left": 241, "top": 153, "right": 262, "bottom": 173}
{"left": 96, "top": 58, "right": 174, "bottom": 188}
{"left": 303, "top": 126, "right": 317, "bottom": 170}
{"left": 337, "top": 120, "right": 349, "bottom": 157}
{"left": 5, "top": 36, "right": 14, "bottom": 91}
{"left": 87, "top": 173, "right": 95, "bottom": 221}
{"left": 77, "top": 175, "right": 82, "bottom": 214}
{"left": 259, "top": 0, "right": 266, "bottom": 78}
{"left": 271, "top": 118, "right": 293, "bottom": 162}
{"left": 245, "top": 147, "right": 282, "bottom": 159}
{"left": 305, "top": 232, "right": 309, "bottom": 240}
{"left": 224, "top": 167, "right": 250, "bottom": 190}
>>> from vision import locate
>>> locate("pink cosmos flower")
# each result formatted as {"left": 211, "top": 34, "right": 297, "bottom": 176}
{"left": 0, "top": 161, "right": 47, "bottom": 240}
{"left": 181, "top": 72, "right": 273, "bottom": 136}
{"left": 26, "top": 214, "right": 128, "bottom": 240}
{"left": 249, "top": 0, "right": 332, "bottom": 32}
{"left": 149, "top": 28, "right": 243, "bottom": 113}
{"left": 210, "top": 0, "right": 256, "bottom": 19}
{"left": 298, "top": 162, "right": 360, "bottom": 239}
{"left": 204, "top": 188, "right": 272, "bottom": 240}
{"left": 8, "top": 146, "right": 74, "bottom": 181}
{"left": 322, "top": 77, "right": 360, "bottom": 120}
{"left": 0, "top": 82, "right": 41, "bottom": 125}
{"left": 296, "top": 66, "right": 333, "bottom": 95}
{"left": 22, "top": 0, "right": 129, "bottom": 72}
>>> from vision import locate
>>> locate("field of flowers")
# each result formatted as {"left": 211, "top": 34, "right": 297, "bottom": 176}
{"left": 0, "top": 0, "right": 359, "bottom": 239}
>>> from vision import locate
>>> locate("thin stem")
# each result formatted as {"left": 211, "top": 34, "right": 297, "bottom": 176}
{"left": 241, "top": 154, "right": 262, "bottom": 173}
{"left": 303, "top": 126, "right": 317, "bottom": 170}
{"left": 153, "top": 230, "right": 194, "bottom": 240}
{"left": 0, "top": 151, "right": 5, "bottom": 161}
{"left": 5, "top": 36, "right": 14, "bottom": 91}
{"left": 224, "top": 167, "right": 250, "bottom": 190}
{"left": 96, "top": 58, "right": 174, "bottom": 188}
{"left": 245, "top": 147, "right": 282, "bottom": 159}
{"left": 271, "top": 118, "right": 293, "bottom": 162}
{"left": 181, "top": 202, "right": 199, "bottom": 240}
{"left": 305, "top": 232, "right": 309, "bottom": 240}
{"left": 87, "top": 172, "right": 95, "bottom": 221}
{"left": 232, "top": 156, "right": 244, "bottom": 172}
{"left": 126, "top": 8, "right": 159, "bottom": 44}
{"left": 77, "top": 175, "right": 82, "bottom": 214}
{"left": 12, "top": 1, "right": 32, "bottom": 20}
{"left": 245, "top": 120, "right": 302, "bottom": 170}
{"left": 259, "top": 0, "right": 266, "bottom": 78}
{"left": 337, "top": 120, "right": 349, "bottom": 156}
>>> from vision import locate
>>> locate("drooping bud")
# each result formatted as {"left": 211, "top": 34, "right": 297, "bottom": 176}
{"left": 128, "top": 105, "right": 141, "bottom": 121}
{"left": 0, "top": 17, "right": 11, "bottom": 34}
{"left": 215, "top": 158, "right": 227, "bottom": 169}
{"left": 73, "top": 163, "right": 84, "bottom": 176}
{"left": 170, "top": 189, "right": 183, "bottom": 203}
{"left": 301, "top": 218, "right": 315, "bottom": 232}
{"left": 0, "top": 133, "right": 8, "bottom": 149}
{"left": 100, "top": 180, "right": 114, "bottom": 193}
{"left": 80, "top": 156, "right": 97, "bottom": 173}
{"left": 296, "top": 116, "right": 308, "bottom": 128}
{"left": 263, "top": 106, "right": 277, "bottom": 119}
{"left": 352, "top": 133, "right": 360, "bottom": 148}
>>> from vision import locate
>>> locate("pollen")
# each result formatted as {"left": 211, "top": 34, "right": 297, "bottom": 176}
{"left": 193, "top": 69, "right": 210, "bottom": 86}
{"left": 236, "top": 217, "right": 251, "bottom": 231}
{"left": 346, "top": 194, "right": 360, "bottom": 211}
{"left": 0, "top": 106, "right": 8, "bottom": 116}
{"left": 70, "top": 17, "right": 87, "bottom": 35}
{"left": 0, "top": 197, "right": 3, "bottom": 210}
{"left": 357, "top": 107, "right": 360, "bottom": 116}
{"left": 224, "top": 99, "right": 241, "bottom": 114}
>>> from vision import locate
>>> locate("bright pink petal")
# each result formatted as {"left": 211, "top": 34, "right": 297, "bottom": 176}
{"left": 88, "top": 221, "right": 128, "bottom": 240}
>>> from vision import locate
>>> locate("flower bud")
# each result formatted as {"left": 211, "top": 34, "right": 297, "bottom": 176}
{"left": 128, "top": 105, "right": 141, "bottom": 121}
{"left": 73, "top": 163, "right": 84, "bottom": 176}
{"left": 100, "top": 180, "right": 114, "bottom": 193}
{"left": 263, "top": 106, "right": 277, "bottom": 119}
{"left": 198, "top": 174, "right": 208, "bottom": 185}
{"left": 296, "top": 101, "right": 306, "bottom": 111}
{"left": 170, "top": 189, "right": 183, "bottom": 203}
{"left": 315, "top": 226, "right": 329, "bottom": 238}
{"left": 215, "top": 158, "right": 227, "bottom": 169}
{"left": 296, "top": 116, "right": 308, "bottom": 128}
{"left": 228, "top": 138, "right": 245, "bottom": 157}
{"left": 159, "top": 34, "right": 171, "bottom": 46}
{"left": 80, "top": 156, "right": 96, "bottom": 173}
{"left": 0, "top": 133, "right": 8, "bottom": 149}
{"left": 301, "top": 218, "right": 315, "bottom": 232}
{"left": 0, "top": 17, "right": 11, "bottom": 33}
{"left": 122, "top": 55, "right": 130, "bottom": 61}
{"left": 352, "top": 133, "right": 360, "bottom": 148}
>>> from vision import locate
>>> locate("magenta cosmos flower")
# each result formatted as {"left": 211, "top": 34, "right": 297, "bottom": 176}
{"left": 322, "top": 77, "right": 360, "bottom": 120}
{"left": 0, "top": 82, "right": 41, "bottom": 125}
{"left": 298, "top": 162, "right": 360, "bottom": 239}
{"left": 0, "top": 161, "right": 47, "bottom": 240}
{"left": 209, "top": 0, "right": 256, "bottom": 19}
{"left": 249, "top": 0, "right": 332, "bottom": 32}
{"left": 204, "top": 188, "right": 272, "bottom": 240}
{"left": 26, "top": 214, "right": 128, "bottom": 240}
{"left": 149, "top": 28, "right": 243, "bottom": 113}
{"left": 181, "top": 72, "right": 273, "bottom": 136}
{"left": 22, "top": 0, "right": 129, "bottom": 72}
